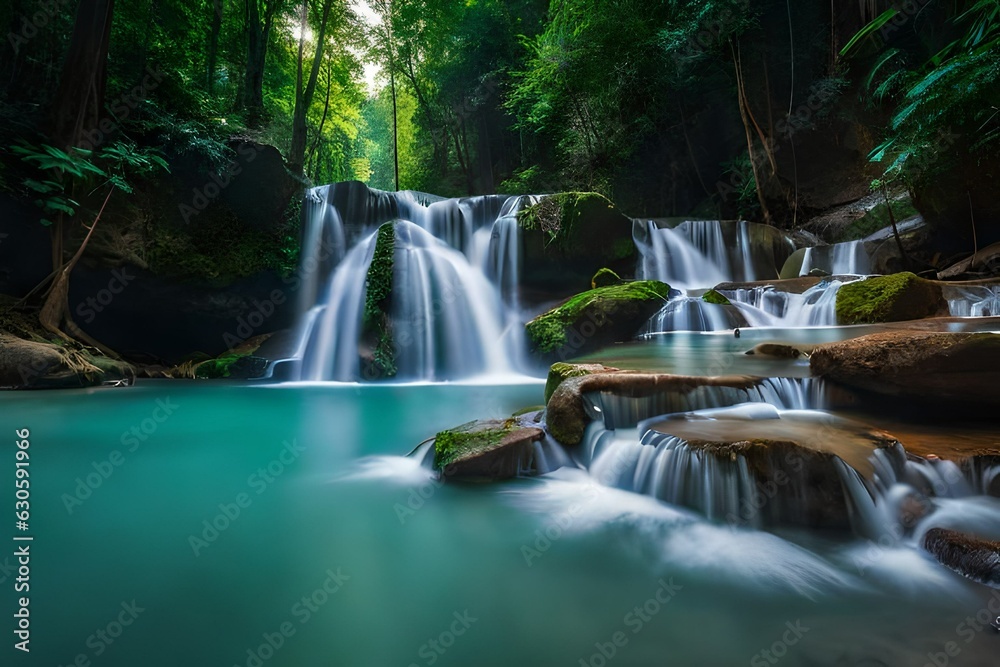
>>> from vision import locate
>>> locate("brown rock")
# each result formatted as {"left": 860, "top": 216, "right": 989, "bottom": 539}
{"left": 923, "top": 528, "right": 1000, "bottom": 588}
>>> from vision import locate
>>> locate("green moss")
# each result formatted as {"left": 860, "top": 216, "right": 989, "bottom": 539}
{"left": 517, "top": 192, "right": 634, "bottom": 261}
{"left": 544, "top": 363, "right": 598, "bottom": 403}
{"left": 703, "top": 289, "right": 731, "bottom": 306}
{"left": 836, "top": 272, "right": 943, "bottom": 324}
{"left": 591, "top": 268, "right": 621, "bottom": 289}
{"left": 362, "top": 222, "right": 397, "bottom": 378}
{"left": 526, "top": 280, "right": 671, "bottom": 353}
{"left": 195, "top": 354, "right": 244, "bottom": 378}
{"left": 838, "top": 198, "right": 919, "bottom": 242}
{"left": 433, "top": 424, "right": 513, "bottom": 470}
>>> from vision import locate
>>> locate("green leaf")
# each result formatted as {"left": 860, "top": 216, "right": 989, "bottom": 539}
{"left": 841, "top": 9, "right": 900, "bottom": 58}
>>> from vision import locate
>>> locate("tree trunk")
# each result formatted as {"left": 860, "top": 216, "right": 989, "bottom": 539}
{"left": 290, "top": 0, "right": 336, "bottom": 173}
{"left": 48, "top": 0, "right": 115, "bottom": 150}
{"left": 207, "top": 0, "right": 223, "bottom": 94}
{"left": 244, "top": 0, "right": 281, "bottom": 125}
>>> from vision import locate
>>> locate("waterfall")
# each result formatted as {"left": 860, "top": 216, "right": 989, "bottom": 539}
{"left": 725, "top": 280, "right": 851, "bottom": 327}
{"left": 799, "top": 241, "right": 871, "bottom": 276}
{"left": 295, "top": 184, "right": 535, "bottom": 381}
{"left": 642, "top": 297, "right": 741, "bottom": 333}
{"left": 635, "top": 220, "right": 728, "bottom": 289}
{"left": 945, "top": 285, "right": 1000, "bottom": 317}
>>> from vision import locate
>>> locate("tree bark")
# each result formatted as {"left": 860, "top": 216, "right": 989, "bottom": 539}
{"left": 207, "top": 0, "right": 224, "bottom": 94}
{"left": 290, "top": 0, "right": 336, "bottom": 173}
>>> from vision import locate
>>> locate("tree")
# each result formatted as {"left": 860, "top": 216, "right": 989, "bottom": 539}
{"left": 289, "top": 0, "right": 339, "bottom": 173}
{"left": 244, "top": 0, "right": 286, "bottom": 124}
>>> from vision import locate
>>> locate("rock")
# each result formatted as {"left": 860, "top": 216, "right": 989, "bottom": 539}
{"left": 544, "top": 362, "right": 619, "bottom": 404}
{"left": 591, "top": 268, "right": 621, "bottom": 289}
{"left": 0, "top": 334, "right": 134, "bottom": 389}
{"left": 434, "top": 418, "right": 546, "bottom": 481}
{"left": 359, "top": 222, "right": 396, "bottom": 379}
{"left": 525, "top": 281, "right": 671, "bottom": 359}
{"left": 714, "top": 276, "right": 824, "bottom": 295}
{"left": 937, "top": 241, "right": 1000, "bottom": 280}
{"left": 810, "top": 331, "right": 1000, "bottom": 404}
{"left": 923, "top": 528, "right": 1000, "bottom": 588}
{"left": 545, "top": 371, "right": 760, "bottom": 446}
{"left": 779, "top": 248, "right": 809, "bottom": 279}
{"left": 643, "top": 407, "right": 899, "bottom": 530}
{"left": 744, "top": 343, "right": 815, "bottom": 359}
{"left": 219, "top": 140, "right": 304, "bottom": 233}
{"left": 519, "top": 193, "right": 637, "bottom": 294}
{"left": 835, "top": 272, "right": 947, "bottom": 324}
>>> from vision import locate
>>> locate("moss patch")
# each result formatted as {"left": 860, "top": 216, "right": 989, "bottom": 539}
{"left": 434, "top": 422, "right": 514, "bottom": 470}
{"left": 526, "top": 281, "right": 671, "bottom": 354}
{"left": 518, "top": 192, "right": 635, "bottom": 261}
{"left": 702, "top": 289, "right": 731, "bottom": 306}
{"left": 838, "top": 198, "right": 919, "bottom": 242}
{"left": 591, "top": 268, "right": 621, "bottom": 289}
{"left": 544, "top": 363, "right": 610, "bottom": 404}
{"left": 195, "top": 354, "right": 245, "bottom": 379}
{"left": 362, "top": 222, "right": 396, "bottom": 378}
{"left": 836, "top": 272, "right": 945, "bottom": 325}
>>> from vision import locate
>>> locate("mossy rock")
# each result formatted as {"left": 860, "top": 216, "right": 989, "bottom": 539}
{"left": 518, "top": 193, "right": 637, "bottom": 295}
{"left": 526, "top": 280, "right": 671, "bottom": 358}
{"left": 835, "top": 272, "right": 946, "bottom": 325}
{"left": 702, "top": 289, "right": 731, "bottom": 306}
{"left": 361, "top": 222, "right": 397, "bottom": 378}
{"left": 433, "top": 418, "right": 545, "bottom": 481}
{"left": 544, "top": 362, "right": 619, "bottom": 404}
{"left": 591, "top": 268, "right": 621, "bottom": 289}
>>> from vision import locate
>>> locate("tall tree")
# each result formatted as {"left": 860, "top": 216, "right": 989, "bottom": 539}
{"left": 244, "top": 0, "right": 284, "bottom": 124}
{"left": 370, "top": 0, "right": 399, "bottom": 190}
{"left": 289, "top": 0, "right": 338, "bottom": 173}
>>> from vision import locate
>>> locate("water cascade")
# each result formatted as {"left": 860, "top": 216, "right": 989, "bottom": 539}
{"left": 799, "top": 240, "right": 871, "bottom": 276}
{"left": 945, "top": 284, "right": 1000, "bottom": 317}
{"left": 722, "top": 279, "right": 852, "bottom": 327}
{"left": 296, "top": 184, "right": 538, "bottom": 381}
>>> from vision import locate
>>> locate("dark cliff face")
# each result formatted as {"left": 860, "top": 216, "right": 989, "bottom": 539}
{"left": 0, "top": 139, "right": 304, "bottom": 364}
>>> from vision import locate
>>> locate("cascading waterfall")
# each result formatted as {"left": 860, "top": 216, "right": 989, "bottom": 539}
{"left": 799, "top": 240, "right": 871, "bottom": 276}
{"left": 641, "top": 297, "right": 742, "bottom": 333}
{"left": 945, "top": 284, "right": 1000, "bottom": 317}
{"left": 296, "top": 184, "right": 537, "bottom": 381}
{"left": 724, "top": 280, "right": 851, "bottom": 327}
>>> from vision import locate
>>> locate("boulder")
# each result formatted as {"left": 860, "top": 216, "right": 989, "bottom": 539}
{"left": 544, "top": 362, "right": 618, "bottom": 404}
{"left": 810, "top": 331, "right": 1000, "bottom": 405}
{"left": 745, "top": 343, "right": 815, "bottom": 359}
{"left": 525, "top": 281, "right": 671, "bottom": 359}
{"left": 433, "top": 418, "right": 546, "bottom": 481}
{"left": 923, "top": 528, "right": 1000, "bottom": 588}
{"left": 519, "top": 193, "right": 637, "bottom": 294}
{"left": 0, "top": 334, "right": 134, "bottom": 389}
{"left": 545, "top": 371, "right": 760, "bottom": 446}
{"left": 643, "top": 407, "right": 899, "bottom": 530}
{"left": 937, "top": 242, "right": 1000, "bottom": 280}
{"left": 835, "top": 272, "right": 947, "bottom": 324}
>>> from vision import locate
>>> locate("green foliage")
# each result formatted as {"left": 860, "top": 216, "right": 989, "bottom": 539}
{"left": 838, "top": 198, "right": 919, "bottom": 242}
{"left": 702, "top": 289, "right": 731, "bottom": 306}
{"left": 363, "top": 222, "right": 397, "bottom": 377}
{"left": 526, "top": 280, "right": 671, "bottom": 353}
{"left": 195, "top": 354, "right": 246, "bottom": 379}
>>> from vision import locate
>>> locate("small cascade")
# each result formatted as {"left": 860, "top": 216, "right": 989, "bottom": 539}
{"left": 799, "top": 241, "right": 871, "bottom": 276}
{"left": 634, "top": 220, "right": 728, "bottom": 289}
{"left": 580, "top": 377, "right": 827, "bottom": 432}
{"left": 297, "top": 185, "right": 537, "bottom": 381}
{"left": 676, "top": 220, "right": 738, "bottom": 280}
{"left": 725, "top": 280, "right": 849, "bottom": 327}
{"left": 945, "top": 285, "right": 1000, "bottom": 317}
{"left": 643, "top": 297, "right": 741, "bottom": 333}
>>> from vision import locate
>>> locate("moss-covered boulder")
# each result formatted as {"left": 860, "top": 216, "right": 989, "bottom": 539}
{"left": 835, "top": 272, "right": 947, "bottom": 325}
{"left": 810, "top": 331, "right": 1000, "bottom": 405}
{"left": 519, "top": 193, "right": 636, "bottom": 295}
{"left": 744, "top": 342, "right": 815, "bottom": 359}
{"left": 591, "top": 268, "right": 621, "bottom": 289}
{"left": 360, "top": 222, "right": 397, "bottom": 379}
{"left": 433, "top": 418, "right": 546, "bottom": 481}
{"left": 526, "top": 281, "right": 670, "bottom": 359}
{"left": 923, "top": 528, "right": 1000, "bottom": 588}
{"left": 544, "top": 362, "right": 619, "bottom": 404}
